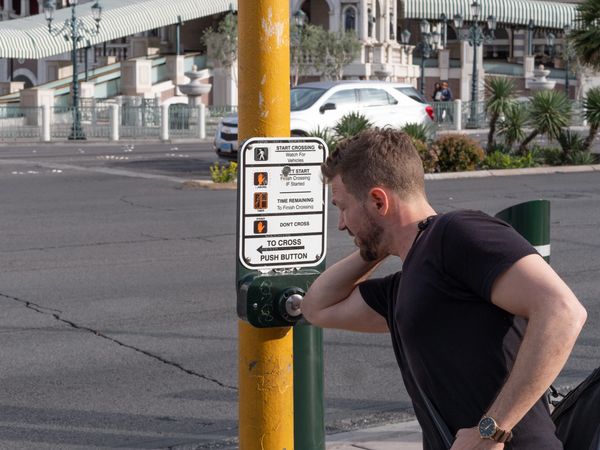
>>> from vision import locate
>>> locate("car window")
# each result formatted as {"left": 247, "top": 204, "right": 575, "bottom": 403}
{"left": 358, "top": 88, "right": 398, "bottom": 107}
{"left": 291, "top": 87, "right": 327, "bottom": 111}
{"left": 324, "top": 89, "right": 357, "bottom": 108}
{"left": 395, "top": 87, "right": 427, "bottom": 104}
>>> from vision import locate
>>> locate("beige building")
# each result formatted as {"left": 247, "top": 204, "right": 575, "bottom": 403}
{"left": 292, "top": 0, "right": 587, "bottom": 100}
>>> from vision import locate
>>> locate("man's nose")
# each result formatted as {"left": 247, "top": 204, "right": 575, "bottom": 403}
{"left": 337, "top": 213, "right": 346, "bottom": 231}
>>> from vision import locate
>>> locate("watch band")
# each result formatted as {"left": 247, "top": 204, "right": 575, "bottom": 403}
{"left": 492, "top": 427, "right": 513, "bottom": 443}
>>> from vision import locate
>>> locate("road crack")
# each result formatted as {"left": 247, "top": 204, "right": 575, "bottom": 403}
{"left": 0, "top": 292, "right": 237, "bottom": 391}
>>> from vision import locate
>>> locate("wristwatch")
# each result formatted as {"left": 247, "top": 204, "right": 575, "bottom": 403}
{"left": 478, "top": 416, "right": 513, "bottom": 443}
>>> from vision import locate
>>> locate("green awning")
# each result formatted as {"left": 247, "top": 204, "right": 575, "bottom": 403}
{"left": 402, "top": 0, "right": 578, "bottom": 30}
{"left": 0, "top": 0, "right": 237, "bottom": 59}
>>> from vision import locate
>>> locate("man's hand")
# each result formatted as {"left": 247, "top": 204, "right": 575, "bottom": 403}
{"left": 450, "top": 428, "right": 504, "bottom": 450}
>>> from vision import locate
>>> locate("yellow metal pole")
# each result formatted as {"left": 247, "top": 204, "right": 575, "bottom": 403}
{"left": 238, "top": 1, "right": 293, "bottom": 449}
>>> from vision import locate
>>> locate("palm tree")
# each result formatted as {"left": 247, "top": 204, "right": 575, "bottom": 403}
{"left": 583, "top": 86, "right": 600, "bottom": 151}
{"left": 497, "top": 103, "right": 528, "bottom": 150}
{"left": 570, "top": 0, "right": 600, "bottom": 68}
{"left": 519, "top": 90, "right": 572, "bottom": 154}
{"left": 485, "top": 77, "right": 517, "bottom": 151}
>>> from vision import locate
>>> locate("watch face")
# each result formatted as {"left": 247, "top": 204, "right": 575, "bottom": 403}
{"left": 479, "top": 417, "right": 496, "bottom": 438}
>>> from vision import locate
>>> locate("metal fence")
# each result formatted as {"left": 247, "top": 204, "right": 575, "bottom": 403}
{"left": 0, "top": 97, "right": 593, "bottom": 142}
{"left": 207, "top": 105, "right": 237, "bottom": 136}
{"left": 461, "top": 101, "right": 487, "bottom": 130}
{"left": 430, "top": 102, "right": 457, "bottom": 131}
{"left": 51, "top": 106, "right": 112, "bottom": 139}
{"left": 0, "top": 106, "right": 41, "bottom": 140}
{"left": 120, "top": 105, "right": 162, "bottom": 140}
{"left": 169, "top": 104, "right": 201, "bottom": 139}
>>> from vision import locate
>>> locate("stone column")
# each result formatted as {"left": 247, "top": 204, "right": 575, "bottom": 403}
{"left": 166, "top": 55, "right": 186, "bottom": 87}
{"left": 120, "top": 59, "right": 153, "bottom": 96}
{"left": 513, "top": 28, "right": 527, "bottom": 64}
{"left": 524, "top": 55, "right": 535, "bottom": 90}
{"left": 0, "top": 81, "right": 25, "bottom": 96}
{"left": 438, "top": 49, "right": 450, "bottom": 81}
{"left": 20, "top": 88, "right": 54, "bottom": 126}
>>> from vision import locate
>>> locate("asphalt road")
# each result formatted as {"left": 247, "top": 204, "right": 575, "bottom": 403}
{"left": 0, "top": 141, "right": 598, "bottom": 449}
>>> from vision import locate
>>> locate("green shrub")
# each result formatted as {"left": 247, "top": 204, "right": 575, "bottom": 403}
{"left": 567, "top": 151, "right": 598, "bottom": 165}
{"left": 434, "top": 134, "right": 485, "bottom": 172}
{"left": 557, "top": 129, "right": 586, "bottom": 158}
{"left": 531, "top": 146, "right": 564, "bottom": 166}
{"left": 481, "top": 151, "right": 537, "bottom": 170}
{"left": 210, "top": 161, "right": 238, "bottom": 183}
{"left": 401, "top": 122, "right": 436, "bottom": 144}
{"left": 412, "top": 138, "right": 439, "bottom": 173}
{"left": 333, "top": 112, "right": 373, "bottom": 139}
{"left": 308, "top": 126, "right": 338, "bottom": 153}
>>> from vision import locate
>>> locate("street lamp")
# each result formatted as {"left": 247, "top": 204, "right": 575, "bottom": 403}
{"left": 440, "top": 13, "right": 448, "bottom": 48}
{"left": 292, "top": 9, "right": 307, "bottom": 86}
{"left": 563, "top": 23, "right": 572, "bottom": 96}
{"left": 527, "top": 19, "right": 535, "bottom": 56}
{"left": 44, "top": 0, "right": 102, "bottom": 140}
{"left": 401, "top": 20, "right": 440, "bottom": 96}
{"left": 546, "top": 32, "right": 556, "bottom": 59}
{"left": 454, "top": 0, "right": 496, "bottom": 128}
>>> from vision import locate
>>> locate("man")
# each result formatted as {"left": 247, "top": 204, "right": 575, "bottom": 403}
{"left": 440, "top": 81, "right": 453, "bottom": 122}
{"left": 301, "top": 128, "right": 587, "bottom": 449}
{"left": 441, "top": 81, "right": 453, "bottom": 101}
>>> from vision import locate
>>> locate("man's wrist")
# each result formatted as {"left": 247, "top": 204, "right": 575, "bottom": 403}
{"left": 478, "top": 416, "right": 513, "bottom": 443}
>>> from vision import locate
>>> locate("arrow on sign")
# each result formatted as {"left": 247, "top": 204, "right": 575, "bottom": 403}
{"left": 257, "top": 245, "right": 305, "bottom": 254}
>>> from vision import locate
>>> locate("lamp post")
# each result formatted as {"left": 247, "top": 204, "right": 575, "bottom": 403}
{"left": 440, "top": 13, "right": 448, "bottom": 49}
{"left": 401, "top": 20, "right": 440, "bottom": 96}
{"left": 527, "top": 19, "right": 535, "bottom": 56}
{"left": 454, "top": 1, "right": 496, "bottom": 128}
{"left": 563, "top": 23, "right": 572, "bottom": 97}
{"left": 292, "top": 9, "right": 307, "bottom": 86}
{"left": 44, "top": 0, "right": 102, "bottom": 140}
{"left": 546, "top": 32, "right": 556, "bottom": 60}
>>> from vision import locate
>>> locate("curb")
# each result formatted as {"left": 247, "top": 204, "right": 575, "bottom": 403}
{"left": 424, "top": 164, "right": 600, "bottom": 180}
{"left": 326, "top": 419, "right": 422, "bottom": 450}
{"left": 183, "top": 164, "right": 600, "bottom": 190}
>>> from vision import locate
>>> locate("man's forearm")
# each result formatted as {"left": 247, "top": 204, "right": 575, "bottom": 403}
{"left": 302, "top": 251, "right": 382, "bottom": 313}
{"left": 484, "top": 305, "right": 586, "bottom": 431}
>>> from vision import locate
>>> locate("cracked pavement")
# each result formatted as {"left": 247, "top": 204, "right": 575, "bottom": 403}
{"left": 0, "top": 142, "right": 598, "bottom": 449}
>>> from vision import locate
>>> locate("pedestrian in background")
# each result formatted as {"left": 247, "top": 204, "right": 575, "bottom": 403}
{"left": 441, "top": 81, "right": 453, "bottom": 101}
{"left": 440, "top": 81, "right": 453, "bottom": 122}
{"left": 302, "top": 128, "right": 587, "bottom": 450}
{"left": 432, "top": 82, "right": 443, "bottom": 102}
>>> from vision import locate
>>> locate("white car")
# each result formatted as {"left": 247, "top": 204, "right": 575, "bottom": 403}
{"left": 214, "top": 80, "right": 434, "bottom": 158}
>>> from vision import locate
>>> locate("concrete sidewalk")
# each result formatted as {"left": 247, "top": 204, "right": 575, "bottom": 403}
{"left": 326, "top": 420, "right": 423, "bottom": 450}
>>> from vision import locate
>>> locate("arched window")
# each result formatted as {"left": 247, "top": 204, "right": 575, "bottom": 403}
{"left": 343, "top": 6, "right": 357, "bottom": 33}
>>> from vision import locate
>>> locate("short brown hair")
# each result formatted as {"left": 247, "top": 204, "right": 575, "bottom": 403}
{"left": 321, "top": 128, "right": 425, "bottom": 200}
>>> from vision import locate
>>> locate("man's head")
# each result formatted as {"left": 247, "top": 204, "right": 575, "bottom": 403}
{"left": 322, "top": 128, "right": 426, "bottom": 261}
{"left": 321, "top": 127, "right": 425, "bottom": 202}
{"left": 442, "top": 81, "right": 449, "bottom": 89}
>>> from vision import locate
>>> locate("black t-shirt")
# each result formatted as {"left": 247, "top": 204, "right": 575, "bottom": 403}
{"left": 359, "top": 210, "right": 563, "bottom": 450}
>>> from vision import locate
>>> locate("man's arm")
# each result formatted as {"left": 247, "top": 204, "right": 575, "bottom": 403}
{"left": 452, "top": 253, "right": 587, "bottom": 449}
{"left": 301, "top": 250, "right": 389, "bottom": 332}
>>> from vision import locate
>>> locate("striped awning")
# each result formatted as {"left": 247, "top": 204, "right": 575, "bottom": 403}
{"left": 0, "top": 0, "right": 237, "bottom": 59}
{"left": 402, "top": 0, "right": 579, "bottom": 30}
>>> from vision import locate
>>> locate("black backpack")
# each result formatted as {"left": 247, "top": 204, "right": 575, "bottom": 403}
{"left": 551, "top": 366, "right": 600, "bottom": 450}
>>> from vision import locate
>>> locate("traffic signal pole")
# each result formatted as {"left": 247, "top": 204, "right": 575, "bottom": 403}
{"left": 238, "top": 1, "right": 294, "bottom": 449}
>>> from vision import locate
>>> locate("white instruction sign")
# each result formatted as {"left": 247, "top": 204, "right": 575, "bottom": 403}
{"left": 238, "top": 138, "right": 328, "bottom": 270}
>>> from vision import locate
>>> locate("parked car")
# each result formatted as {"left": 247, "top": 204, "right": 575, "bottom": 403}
{"left": 213, "top": 80, "right": 434, "bottom": 159}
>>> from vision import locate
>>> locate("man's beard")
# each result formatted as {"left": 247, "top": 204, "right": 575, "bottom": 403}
{"left": 357, "top": 214, "right": 384, "bottom": 262}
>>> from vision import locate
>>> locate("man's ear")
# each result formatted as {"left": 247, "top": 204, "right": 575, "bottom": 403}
{"left": 368, "top": 187, "right": 389, "bottom": 216}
